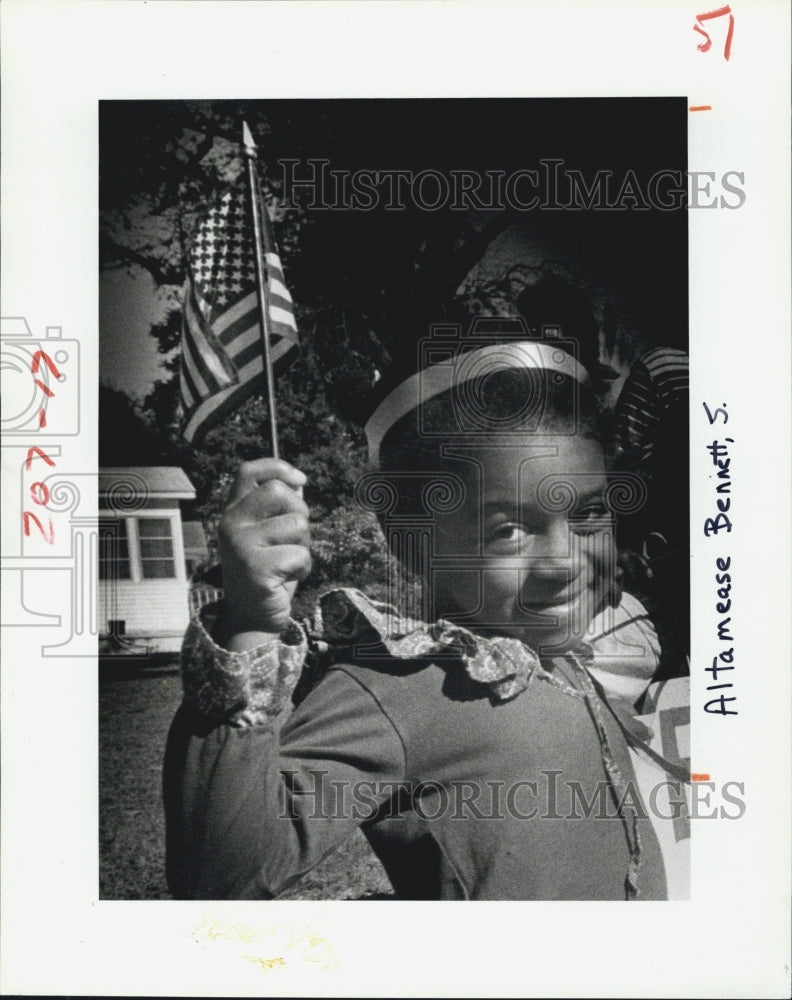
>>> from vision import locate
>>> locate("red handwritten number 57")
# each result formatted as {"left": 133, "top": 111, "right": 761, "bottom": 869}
{"left": 694, "top": 6, "right": 735, "bottom": 61}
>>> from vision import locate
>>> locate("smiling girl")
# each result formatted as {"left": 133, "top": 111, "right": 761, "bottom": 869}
{"left": 164, "top": 337, "right": 687, "bottom": 900}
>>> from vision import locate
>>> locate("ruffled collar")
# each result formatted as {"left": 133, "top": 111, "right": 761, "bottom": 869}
{"left": 299, "top": 587, "right": 659, "bottom": 710}
{"left": 305, "top": 587, "right": 547, "bottom": 702}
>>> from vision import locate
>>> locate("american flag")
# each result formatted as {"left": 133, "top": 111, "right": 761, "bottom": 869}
{"left": 179, "top": 172, "right": 298, "bottom": 445}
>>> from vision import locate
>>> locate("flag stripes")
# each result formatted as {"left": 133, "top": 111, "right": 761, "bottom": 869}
{"left": 182, "top": 336, "right": 296, "bottom": 444}
{"left": 263, "top": 251, "right": 298, "bottom": 339}
{"left": 179, "top": 165, "right": 298, "bottom": 446}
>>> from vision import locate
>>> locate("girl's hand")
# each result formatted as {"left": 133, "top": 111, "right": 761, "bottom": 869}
{"left": 215, "top": 459, "right": 311, "bottom": 649}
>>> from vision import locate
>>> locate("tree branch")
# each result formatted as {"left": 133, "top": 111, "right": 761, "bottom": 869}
{"left": 100, "top": 232, "right": 182, "bottom": 285}
{"left": 442, "top": 211, "right": 516, "bottom": 291}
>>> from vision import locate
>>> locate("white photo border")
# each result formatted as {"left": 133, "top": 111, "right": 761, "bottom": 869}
{"left": 1, "top": 1, "right": 790, "bottom": 997}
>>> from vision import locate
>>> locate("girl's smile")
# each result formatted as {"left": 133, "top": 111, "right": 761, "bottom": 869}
{"left": 432, "top": 434, "right": 613, "bottom": 653}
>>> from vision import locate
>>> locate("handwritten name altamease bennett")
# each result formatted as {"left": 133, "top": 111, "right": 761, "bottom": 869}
{"left": 702, "top": 401, "right": 737, "bottom": 716}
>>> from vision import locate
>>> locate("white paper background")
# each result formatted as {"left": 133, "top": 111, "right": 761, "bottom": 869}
{"left": 1, "top": 1, "right": 790, "bottom": 996}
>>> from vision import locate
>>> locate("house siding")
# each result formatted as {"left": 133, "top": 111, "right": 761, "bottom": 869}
{"left": 98, "top": 501, "right": 191, "bottom": 653}
{"left": 99, "top": 578, "right": 190, "bottom": 650}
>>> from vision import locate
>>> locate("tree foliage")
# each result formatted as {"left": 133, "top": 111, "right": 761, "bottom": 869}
{"left": 99, "top": 98, "right": 688, "bottom": 538}
{"left": 99, "top": 100, "right": 519, "bottom": 526}
{"left": 99, "top": 382, "right": 180, "bottom": 467}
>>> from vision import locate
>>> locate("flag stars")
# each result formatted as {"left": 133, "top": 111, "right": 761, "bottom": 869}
{"left": 186, "top": 174, "right": 293, "bottom": 326}
{"left": 180, "top": 157, "right": 299, "bottom": 445}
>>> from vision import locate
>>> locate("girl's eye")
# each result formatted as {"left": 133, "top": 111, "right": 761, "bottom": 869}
{"left": 580, "top": 504, "right": 608, "bottom": 517}
{"left": 570, "top": 505, "right": 609, "bottom": 531}
{"left": 488, "top": 523, "right": 534, "bottom": 551}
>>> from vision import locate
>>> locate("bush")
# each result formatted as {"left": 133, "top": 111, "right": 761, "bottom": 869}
{"left": 309, "top": 504, "right": 391, "bottom": 590}
{"left": 302, "top": 503, "right": 426, "bottom": 621}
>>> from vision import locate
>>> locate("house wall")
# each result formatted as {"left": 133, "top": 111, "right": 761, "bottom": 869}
{"left": 98, "top": 502, "right": 190, "bottom": 653}
{"left": 100, "top": 579, "right": 190, "bottom": 651}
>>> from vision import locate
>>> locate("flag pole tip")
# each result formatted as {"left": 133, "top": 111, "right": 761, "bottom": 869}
{"left": 242, "top": 121, "right": 256, "bottom": 150}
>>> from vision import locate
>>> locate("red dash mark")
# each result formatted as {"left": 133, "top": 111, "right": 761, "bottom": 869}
{"left": 690, "top": 773, "right": 711, "bottom": 782}
{"left": 689, "top": 105, "right": 713, "bottom": 112}
{"left": 694, "top": 6, "right": 735, "bottom": 60}
{"left": 33, "top": 378, "right": 55, "bottom": 398}
{"left": 38, "top": 408, "right": 47, "bottom": 428}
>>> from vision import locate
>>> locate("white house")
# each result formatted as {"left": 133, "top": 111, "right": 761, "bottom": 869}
{"left": 182, "top": 520, "right": 211, "bottom": 579}
{"left": 98, "top": 466, "right": 197, "bottom": 654}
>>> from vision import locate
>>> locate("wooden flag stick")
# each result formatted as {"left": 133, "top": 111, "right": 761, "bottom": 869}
{"left": 242, "top": 120, "right": 280, "bottom": 461}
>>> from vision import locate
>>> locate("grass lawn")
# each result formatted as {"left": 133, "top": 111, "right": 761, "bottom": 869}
{"left": 99, "top": 661, "right": 394, "bottom": 900}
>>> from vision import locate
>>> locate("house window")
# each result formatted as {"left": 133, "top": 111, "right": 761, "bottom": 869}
{"left": 137, "top": 517, "right": 176, "bottom": 579}
{"left": 98, "top": 514, "right": 181, "bottom": 582}
{"left": 98, "top": 518, "right": 131, "bottom": 580}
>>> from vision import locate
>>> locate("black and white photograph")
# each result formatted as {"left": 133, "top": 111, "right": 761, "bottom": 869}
{"left": 98, "top": 97, "right": 692, "bottom": 902}
{"left": 2, "top": 2, "right": 790, "bottom": 996}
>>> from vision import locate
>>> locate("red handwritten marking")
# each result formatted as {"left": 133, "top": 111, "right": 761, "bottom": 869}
{"left": 33, "top": 377, "right": 55, "bottom": 398}
{"left": 24, "top": 352, "right": 60, "bottom": 545}
{"left": 30, "top": 349, "right": 61, "bottom": 379}
{"left": 689, "top": 105, "right": 713, "bottom": 111}
{"left": 23, "top": 510, "right": 55, "bottom": 544}
{"left": 690, "top": 773, "right": 711, "bottom": 782}
{"left": 693, "top": 22, "right": 713, "bottom": 51}
{"left": 24, "top": 446, "right": 56, "bottom": 470}
{"left": 30, "top": 481, "right": 50, "bottom": 506}
{"left": 694, "top": 6, "right": 734, "bottom": 60}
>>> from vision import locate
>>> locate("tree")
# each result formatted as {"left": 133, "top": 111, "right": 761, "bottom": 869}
{"left": 100, "top": 98, "right": 689, "bottom": 527}
{"left": 99, "top": 382, "right": 181, "bottom": 467}
{"left": 99, "top": 100, "right": 520, "bottom": 523}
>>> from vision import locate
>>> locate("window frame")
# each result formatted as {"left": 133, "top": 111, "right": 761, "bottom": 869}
{"left": 97, "top": 511, "right": 185, "bottom": 583}
{"left": 136, "top": 515, "right": 178, "bottom": 580}
{"left": 98, "top": 516, "right": 132, "bottom": 581}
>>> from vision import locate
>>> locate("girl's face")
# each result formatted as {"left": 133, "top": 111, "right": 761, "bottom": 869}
{"left": 432, "top": 434, "right": 612, "bottom": 652}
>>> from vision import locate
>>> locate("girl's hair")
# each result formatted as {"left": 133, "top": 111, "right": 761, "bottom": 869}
{"left": 379, "top": 367, "right": 608, "bottom": 476}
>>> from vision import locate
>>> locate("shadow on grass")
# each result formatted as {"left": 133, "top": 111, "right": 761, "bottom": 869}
{"left": 100, "top": 668, "right": 395, "bottom": 900}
